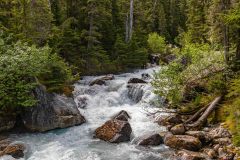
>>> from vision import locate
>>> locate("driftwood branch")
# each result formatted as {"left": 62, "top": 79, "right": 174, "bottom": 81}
{"left": 186, "top": 96, "right": 222, "bottom": 128}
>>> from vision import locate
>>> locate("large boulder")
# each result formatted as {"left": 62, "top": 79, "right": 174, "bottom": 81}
{"left": 128, "top": 78, "right": 147, "bottom": 84}
{"left": 137, "top": 133, "right": 163, "bottom": 146}
{"left": 170, "top": 124, "right": 186, "bottom": 135}
{"left": 0, "top": 116, "right": 16, "bottom": 132}
{"left": 21, "top": 86, "right": 86, "bottom": 132}
{"left": 0, "top": 143, "right": 25, "bottom": 159}
{"left": 95, "top": 119, "right": 132, "bottom": 143}
{"left": 164, "top": 133, "right": 202, "bottom": 151}
{"left": 176, "top": 150, "right": 206, "bottom": 160}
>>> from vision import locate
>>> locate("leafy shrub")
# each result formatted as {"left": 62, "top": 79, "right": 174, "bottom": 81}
{"left": 147, "top": 33, "right": 166, "bottom": 54}
{"left": 0, "top": 32, "right": 73, "bottom": 110}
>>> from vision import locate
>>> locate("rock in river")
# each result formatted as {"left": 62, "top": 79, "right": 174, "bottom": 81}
{"left": 21, "top": 86, "right": 86, "bottom": 132}
{"left": 128, "top": 78, "right": 147, "bottom": 84}
{"left": 137, "top": 133, "right": 163, "bottom": 146}
{"left": 0, "top": 142, "right": 26, "bottom": 159}
{"left": 95, "top": 119, "right": 132, "bottom": 143}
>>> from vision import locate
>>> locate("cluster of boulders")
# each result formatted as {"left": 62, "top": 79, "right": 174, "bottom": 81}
{"left": 0, "top": 138, "right": 26, "bottom": 159}
{"left": 94, "top": 110, "right": 165, "bottom": 146}
{"left": 157, "top": 114, "right": 240, "bottom": 160}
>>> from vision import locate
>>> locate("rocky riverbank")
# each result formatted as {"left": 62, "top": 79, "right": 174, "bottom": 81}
{"left": 157, "top": 114, "right": 240, "bottom": 160}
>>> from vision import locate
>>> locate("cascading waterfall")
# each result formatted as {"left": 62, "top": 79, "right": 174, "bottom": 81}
{"left": 4, "top": 67, "right": 174, "bottom": 160}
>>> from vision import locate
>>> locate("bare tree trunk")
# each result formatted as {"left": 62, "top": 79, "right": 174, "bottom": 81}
{"left": 129, "top": 0, "right": 134, "bottom": 41}
{"left": 125, "top": 14, "right": 129, "bottom": 42}
{"left": 187, "top": 96, "right": 222, "bottom": 128}
{"left": 185, "top": 105, "right": 208, "bottom": 124}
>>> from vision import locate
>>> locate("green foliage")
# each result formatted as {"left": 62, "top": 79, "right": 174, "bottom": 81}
{"left": 0, "top": 32, "right": 73, "bottom": 110}
{"left": 152, "top": 43, "right": 226, "bottom": 106}
{"left": 147, "top": 33, "right": 166, "bottom": 53}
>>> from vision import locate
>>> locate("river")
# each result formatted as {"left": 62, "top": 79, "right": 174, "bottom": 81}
{"left": 2, "top": 67, "right": 173, "bottom": 160}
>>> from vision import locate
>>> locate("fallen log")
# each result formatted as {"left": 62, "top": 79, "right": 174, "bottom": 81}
{"left": 186, "top": 96, "right": 222, "bottom": 129}
{"left": 184, "top": 103, "right": 210, "bottom": 124}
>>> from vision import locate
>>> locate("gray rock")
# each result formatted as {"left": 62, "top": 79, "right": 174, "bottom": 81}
{"left": 170, "top": 124, "right": 185, "bottom": 135}
{"left": 137, "top": 133, "right": 163, "bottom": 146}
{"left": 128, "top": 78, "right": 147, "bottom": 84}
{"left": 21, "top": 86, "right": 86, "bottom": 132}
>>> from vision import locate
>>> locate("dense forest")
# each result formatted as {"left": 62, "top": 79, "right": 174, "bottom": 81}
{"left": 1, "top": 0, "right": 240, "bottom": 159}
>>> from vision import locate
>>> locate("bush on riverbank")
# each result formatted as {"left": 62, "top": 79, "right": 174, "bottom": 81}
{"left": 0, "top": 32, "right": 74, "bottom": 112}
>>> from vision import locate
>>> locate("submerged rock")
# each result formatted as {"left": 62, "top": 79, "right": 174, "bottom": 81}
{"left": 95, "top": 119, "right": 132, "bottom": 143}
{"left": 0, "top": 142, "right": 25, "bottom": 159}
{"left": 21, "top": 86, "right": 86, "bottom": 132}
{"left": 137, "top": 133, "right": 163, "bottom": 146}
{"left": 128, "top": 78, "right": 147, "bottom": 84}
{"left": 164, "top": 133, "right": 202, "bottom": 151}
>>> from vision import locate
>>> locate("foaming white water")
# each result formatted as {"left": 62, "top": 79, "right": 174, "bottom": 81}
{"left": 6, "top": 67, "right": 173, "bottom": 160}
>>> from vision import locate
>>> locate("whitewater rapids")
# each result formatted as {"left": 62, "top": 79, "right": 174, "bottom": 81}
{"left": 3, "top": 67, "right": 173, "bottom": 160}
